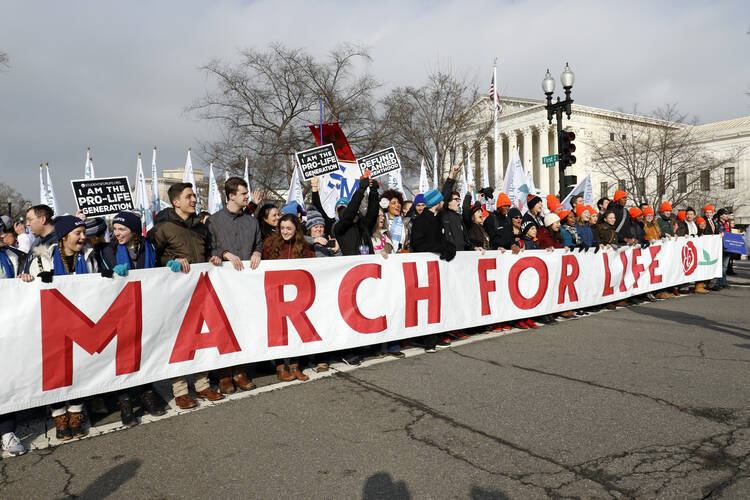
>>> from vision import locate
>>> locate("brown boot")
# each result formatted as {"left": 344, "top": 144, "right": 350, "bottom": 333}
{"left": 655, "top": 292, "right": 671, "bottom": 299}
{"left": 276, "top": 364, "right": 294, "bottom": 382}
{"left": 218, "top": 377, "right": 235, "bottom": 394}
{"left": 289, "top": 364, "right": 309, "bottom": 381}
{"left": 196, "top": 387, "right": 224, "bottom": 401}
{"left": 175, "top": 395, "right": 198, "bottom": 409}
{"left": 233, "top": 373, "right": 256, "bottom": 391}
{"left": 695, "top": 283, "right": 709, "bottom": 294}
{"left": 53, "top": 413, "right": 72, "bottom": 441}
{"left": 67, "top": 411, "right": 86, "bottom": 439}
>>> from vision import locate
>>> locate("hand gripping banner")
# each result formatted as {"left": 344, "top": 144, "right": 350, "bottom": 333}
{"left": 0, "top": 236, "right": 722, "bottom": 414}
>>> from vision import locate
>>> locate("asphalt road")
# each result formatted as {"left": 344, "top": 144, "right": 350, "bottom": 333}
{"left": 2, "top": 263, "right": 750, "bottom": 499}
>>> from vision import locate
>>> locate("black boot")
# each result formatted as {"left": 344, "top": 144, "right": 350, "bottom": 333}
{"left": 140, "top": 388, "right": 167, "bottom": 417}
{"left": 117, "top": 394, "right": 138, "bottom": 427}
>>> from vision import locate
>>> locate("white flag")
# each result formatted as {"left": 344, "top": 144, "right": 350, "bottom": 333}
{"left": 561, "top": 172, "right": 594, "bottom": 210}
{"left": 286, "top": 164, "right": 304, "bottom": 208}
{"left": 243, "top": 155, "right": 251, "bottom": 201}
{"left": 481, "top": 156, "right": 489, "bottom": 189}
{"left": 388, "top": 168, "right": 404, "bottom": 195}
{"left": 207, "top": 162, "right": 223, "bottom": 214}
{"left": 432, "top": 151, "right": 439, "bottom": 190}
{"left": 464, "top": 150, "right": 475, "bottom": 203}
{"left": 418, "top": 158, "right": 429, "bottom": 194}
{"left": 151, "top": 147, "right": 160, "bottom": 220}
{"left": 459, "top": 157, "right": 468, "bottom": 204}
{"left": 39, "top": 163, "right": 47, "bottom": 205}
{"left": 182, "top": 148, "right": 199, "bottom": 212}
{"left": 84, "top": 147, "right": 95, "bottom": 180}
{"left": 45, "top": 163, "right": 59, "bottom": 215}
{"left": 526, "top": 168, "right": 537, "bottom": 197}
{"left": 134, "top": 153, "right": 153, "bottom": 233}
{"left": 501, "top": 150, "right": 531, "bottom": 213}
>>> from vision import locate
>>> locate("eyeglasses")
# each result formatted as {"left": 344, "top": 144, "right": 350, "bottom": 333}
{"left": 512, "top": 216, "right": 522, "bottom": 219}
{"left": 450, "top": 197, "right": 460, "bottom": 202}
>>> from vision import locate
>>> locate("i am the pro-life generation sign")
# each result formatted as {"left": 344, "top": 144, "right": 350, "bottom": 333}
{"left": 296, "top": 144, "right": 340, "bottom": 181}
{"left": 71, "top": 177, "right": 135, "bottom": 216}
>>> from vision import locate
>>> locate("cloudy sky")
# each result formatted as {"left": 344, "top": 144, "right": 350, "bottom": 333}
{"left": 1, "top": 0, "right": 748, "bottom": 212}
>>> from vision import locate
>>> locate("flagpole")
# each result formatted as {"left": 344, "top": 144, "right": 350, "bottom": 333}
{"left": 493, "top": 58, "right": 499, "bottom": 188}
{"left": 319, "top": 91, "right": 323, "bottom": 145}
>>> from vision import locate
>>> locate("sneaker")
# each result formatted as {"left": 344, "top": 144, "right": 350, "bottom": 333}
{"left": 140, "top": 389, "right": 167, "bottom": 417}
{"left": 117, "top": 395, "right": 138, "bottom": 428}
{"left": 425, "top": 346, "right": 437, "bottom": 353}
{"left": 525, "top": 319, "right": 539, "bottom": 329}
{"left": 436, "top": 338, "right": 451, "bottom": 348}
{"left": 315, "top": 363, "right": 329, "bottom": 372}
{"left": 2, "top": 432, "right": 26, "bottom": 456}
{"left": 449, "top": 331, "right": 469, "bottom": 340}
{"left": 439, "top": 336, "right": 452, "bottom": 346}
{"left": 387, "top": 350, "right": 406, "bottom": 359}
{"left": 515, "top": 320, "right": 529, "bottom": 329}
{"left": 53, "top": 414, "right": 72, "bottom": 441}
{"left": 342, "top": 354, "right": 362, "bottom": 366}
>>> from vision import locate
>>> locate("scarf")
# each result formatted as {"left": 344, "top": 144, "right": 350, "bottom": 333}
{"left": 115, "top": 240, "right": 156, "bottom": 269}
{"left": 52, "top": 245, "right": 89, "bottom": 275}
{"left": 0, "top": 251, "right": 14, "bottom": 278}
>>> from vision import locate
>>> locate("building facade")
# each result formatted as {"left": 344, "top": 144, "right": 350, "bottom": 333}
{"left": 455, "top": 97, "right": 750, "bottom": 223}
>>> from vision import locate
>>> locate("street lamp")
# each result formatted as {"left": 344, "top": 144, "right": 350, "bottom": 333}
{"left": 542, "top": 63, "right": 576, "bottom": 197}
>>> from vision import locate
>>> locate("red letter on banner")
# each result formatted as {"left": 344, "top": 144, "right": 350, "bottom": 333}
{"left": 558, "top": 254, "right": 580, "bottom": 304}
{"left": 338, "top": 263, "right": 386, "bottom": 333}
{"left": 264, "top": 269, "right": 322, "bottom": 347}
{"left": 508, "top": 257, "right": 548, "bottom": 309}
{"left": 403, "top": 261, "right": 441, "bottom": 327}
{"left": 648, "top": 245, "right": 663, "bottom": 284}
{"left": 631, "top": 247, "right": 645, "bottom": 288}
{"left": 602, "top": 253, "right": 614, "bottom": 297}
{"left": 477, "top": 259, "right": 497, "bottom": 316}
{"left": 170, "top": 273, "right": 241, "bottom": 363}
{"left": 41, "top": 282, "right": 142, "bottom": 391}
{"left": 619, "top": 252, "right": 629, "bottom": 292}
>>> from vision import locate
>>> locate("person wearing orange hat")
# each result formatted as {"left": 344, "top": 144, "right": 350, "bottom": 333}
{"left": 610, "top": 190, "right": 635, "bottom": 244}
{"left": 696, "top": 217, "right": 707, "bottom": 234}
{"left": 657, "top": 201, "right": 675, "bottom": 237}
{"left": 642, "top": 206, "right": 662, "bottom": 242}
{"left": 628, "top": 207, "right": 648, "bottom": 245}
{"left": 559, "top": 210, "right": 579, "bottom": 248}
{"left": 484, "top": 191, "right": 513, "bottom": 249}
{"left": 575, "top": 205, "right": 594, "bottom": 248}
{"left": 702, "top": 204, "right": 718, "bottom": 234}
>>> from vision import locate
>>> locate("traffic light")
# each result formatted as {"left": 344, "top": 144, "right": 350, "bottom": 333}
{"left": 561, "top": 175, "right": 578, "bottom": 199}
{"left": 559, "top": 130, "right": 576, "bottom": 168}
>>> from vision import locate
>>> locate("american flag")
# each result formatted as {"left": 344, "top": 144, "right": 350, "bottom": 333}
{"left": 489, "top": 73, "right": 502, "bottom": 114}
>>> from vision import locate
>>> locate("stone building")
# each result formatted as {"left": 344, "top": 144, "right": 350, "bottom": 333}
{"left": 455, "top": 96, "right": 750, "bottom": 223}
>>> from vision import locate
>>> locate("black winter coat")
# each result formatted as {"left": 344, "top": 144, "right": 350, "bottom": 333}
{"left": 333, "top": 181, "right": 379, "bottom": 256}
{"left": 440, "top": 177, "right": 469, "bottom": 251}
{"left": 410, "top": 210, "right": 456, "bottom": 261}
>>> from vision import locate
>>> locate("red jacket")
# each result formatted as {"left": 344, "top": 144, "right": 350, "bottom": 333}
{"left": 537, "top": 226, "right": 562, "bottom": 249}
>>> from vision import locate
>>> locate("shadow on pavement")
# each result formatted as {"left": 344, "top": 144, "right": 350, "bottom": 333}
{"left": 631, "top": 304, "right": 750, "bottom": 343}
{"left": 74, "top": 459, "right": 141, "bottom": 500}
{"left": 470, "top": 486, "right": 510, "bottom": 499}
{"left": 362, "top": 472, "right": 411, "bottom": 499}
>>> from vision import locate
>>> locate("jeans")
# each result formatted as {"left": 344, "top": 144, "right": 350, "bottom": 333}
{"left": 721, "top": 254, "right": 730, "bottom": 286}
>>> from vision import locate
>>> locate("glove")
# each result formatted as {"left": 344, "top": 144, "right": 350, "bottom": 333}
{"left": 577, "top": 243, "right": 589, "bottom": 252}
{"left": 100, "top": 269, "right": 114, "bottom": 278}
{"left": 38, "top": 271, "right": 53, "bottom": 283}
{"left": 369, "top": 179, "right": 380, "bottom": 190}
{"left": 641, "top": 240, "right": 651, "bottom": 248}
{"left": 593, "top": 245, "right": 601, "bottom": 254}
{"left": 166, "top": 260, "right": 182, "bottom": 273}
{"left": 440, "top": 242, "right": 457, "bottom": 262}
{"left": 113, "top": 264, "right": 129, "bottom": 277}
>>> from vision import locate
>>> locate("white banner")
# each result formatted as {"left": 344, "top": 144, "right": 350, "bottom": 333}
{"left": 0, "top": 236, "right": 722, "bottom": 414}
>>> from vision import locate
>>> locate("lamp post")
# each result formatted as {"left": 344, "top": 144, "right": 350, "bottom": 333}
{"left": 6, "top": 198, "right": 10, "bottom": 218}
{"left": 542, "top": 63, "right": 575, "bottom": 197}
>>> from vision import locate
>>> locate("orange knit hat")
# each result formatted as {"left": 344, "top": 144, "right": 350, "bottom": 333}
{"left": 660, "top": 201, "right": 672, "bottom": 212}
{"left": 703, "top": 204, "right": 715, "bottom": 213}
{"left": 677, "top": 211, "right": 686, "bottom": 221}
{"left": 629, "top": 207, "right": 643, "bottom": 218}
{"left": 642, "top": 205, "right": 654, "bottom": 216}
{"left": 496, "top": 192, "right": 512, "bottom": 208}
{"left": 613, "top": 190, "right": 627, "bottom": 202}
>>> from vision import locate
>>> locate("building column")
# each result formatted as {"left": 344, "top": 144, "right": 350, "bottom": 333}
{"left": 496, "top": 135, "right": 505, "bottom": 189}
{"left": 538, "top": 124, "right": 550, "bottom": 195}
{"left": 522, "top": 128, "right": 534, "bottom": 173}
{"left": 507, "top": 131, "right": 517, "bottom": 173}
{"left": 480, "top": 140, "right": 489, "bottom": 187}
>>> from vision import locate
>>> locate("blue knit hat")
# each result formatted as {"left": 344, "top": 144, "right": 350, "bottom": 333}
{"left": 84, "top": 217, "right": 107, "bottom": 237}
{"left": 335, "top": 197, "right": 350, "bottom": 209}
{"left": 414, "top": 193, "right": 426, "bottom": 205}
{"left": 113, "top": 211, "right": 142, "bottom": 235}
{"left": 423, "top": 190, "right": 444, "bottom": 209}
{"left": 282, "top": 200, "right": 307, "bottom": 216}
{"left": 305, "top": 209, "right": 325, "bottom": 230}
{"left": 53, "top": 215, "right": 85, "bottom": 239}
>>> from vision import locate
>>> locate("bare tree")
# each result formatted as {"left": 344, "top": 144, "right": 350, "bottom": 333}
{"left": 189, "top": 43, "right": 382, "bottom": 201}
{"left": 0, "top": 183, "right": 30, "bottom": 219}
{"left": 381, "top": 69, "right": 491, "bottom": 190}
{"left": 590, "top": 104, "right": 743, "bottom": 210}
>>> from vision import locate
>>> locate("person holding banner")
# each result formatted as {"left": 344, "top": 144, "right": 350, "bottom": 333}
{"left": 151, "top": 182, "right": 225, "bottom": 409}
{"left": 441, "top": 166, "right": 470, "bottom": 253}
{"left": 263, "top": 213, "right": 314, "bottom": 381}
{"left": 96, "top": 210, "right": 168, "bottom": 424}
{"left": 257, "top": 203, "right": 280, "bottom": 241}
{"left": 21, "top": 215, "right": 99, "bottom": 440}
{"left": 22, "top": 204, "right": 57, "bottom": 274}
{"left": 379, "top": 188, "right": 411, "bottom": 252}
{"left": 522, "top": 196, "right": 544, "bottom": 229}
{"left": 611, "top": 190, "right": 634, "bottom": 245}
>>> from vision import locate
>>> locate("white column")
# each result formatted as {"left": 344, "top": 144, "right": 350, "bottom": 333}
{"left": 538, "top": 124, "right": 550, "bottom": 195}
{"left": 480, "top": 140, "right": 489, "bottom": 188}
{"left": 522, "top": 128, "right": 534, "bottom": 174}
{"left": 507, "top": 131, "right": 517, "bottom": 171}
{"left": 496, "top": 135, "right": 505, "bottom": 189}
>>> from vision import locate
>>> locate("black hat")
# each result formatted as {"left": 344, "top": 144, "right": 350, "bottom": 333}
{"left": 85, "top": 217, "right": 107, "bottom": 237}
{"left": 528, "top": 196, "right": 542, "bottom": 211}
{"left": 520, "top": 220, "right": 535, "bottom": 236}
{"left": 507, "top": 207, "right": 522, "bottom": 219}
{"left": 112, "top": 211, "right": 142, "bottom": 235}
{"left": 53, "top": 215, "right": 86, "bottom": 239}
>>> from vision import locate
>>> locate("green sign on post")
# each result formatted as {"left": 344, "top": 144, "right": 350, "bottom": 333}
{"left": 542, "top": 154, "right": 559, "bottom": 166}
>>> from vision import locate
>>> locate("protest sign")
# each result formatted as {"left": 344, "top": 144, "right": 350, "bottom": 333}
{"left": 71, "top": 177, "right": 134, "bottom": 216}
{"left": 723, "top": 232, "right": 747, "bottom": 255}
{"left": 357, "top": 147, "right": 401, "bottom": 179}
{"left": 295, "top": 144, "right": 340, "bottom": 180}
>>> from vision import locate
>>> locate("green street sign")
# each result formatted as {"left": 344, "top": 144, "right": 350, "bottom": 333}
{"left": 542, "top": 154, "right": 559, "bottom": 166}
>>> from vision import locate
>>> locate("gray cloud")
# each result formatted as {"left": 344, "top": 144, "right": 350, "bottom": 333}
{"left": 1, "top": 0, "right": 748, "bottom": 212}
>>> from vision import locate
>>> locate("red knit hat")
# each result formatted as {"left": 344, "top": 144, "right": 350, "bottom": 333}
{"left": 557, "top": 210, "right": 572, "bottom": 221}
{"left": 677, "top": 211, "right": 686, "bottom": 221}
{"left": 660, "top": 201, "right": 672, "bottom": 212}
{"left": 613, "top": 190, "right": 627, "bottom": 202}
{"left": 704, "top": 204, "right": 715, "bottom": 213}
{"left": 546, "top": 194, "right": 560, "bottom": 210}
{"left": 696, "top": 217, "right": 706, "bottom": 224}
{"left": 629, "top": 207, "right": 643, "bottom": 218}
{"left": 496, "top": 192, "right": 512, "bottom": 208}
{"left": 576, "top": 204, "right": 593, "bottom": 217}
{"left": 642, "top": 205, "right": 654, "bottom": 216}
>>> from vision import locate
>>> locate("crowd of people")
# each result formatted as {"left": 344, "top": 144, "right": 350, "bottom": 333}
{"left": 0, "top": 165, "right": 743, "bottom": 455}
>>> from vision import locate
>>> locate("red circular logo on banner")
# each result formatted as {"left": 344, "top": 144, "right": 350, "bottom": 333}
{"left": 681, "top": 241, "right": 698, "bottom": 276}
